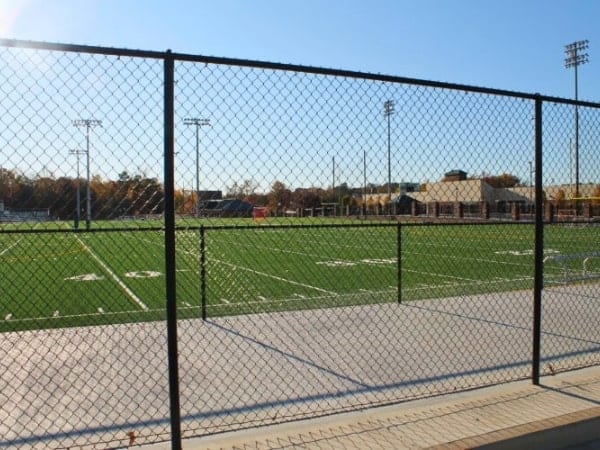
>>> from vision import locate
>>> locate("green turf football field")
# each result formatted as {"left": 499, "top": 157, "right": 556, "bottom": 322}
{"left": 0, "top": 219, "right": 598, "bottom": 331}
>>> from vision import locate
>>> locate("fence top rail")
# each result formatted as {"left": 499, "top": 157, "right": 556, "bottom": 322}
{"left": 2, "top": 37, "right": 600, "bottom": 108}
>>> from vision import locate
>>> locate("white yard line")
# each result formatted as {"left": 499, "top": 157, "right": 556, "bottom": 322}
{"left": 171, "top": 239, "right": 338, "bottom": 296}
{"left": 213, "top": 258, "right": 337, "bottom": 295}
{"left": 74, "top": 235, "right": 149, "bottom": 311}
{"left": 402, "top": 267, "right": 478, "bottom": 282}
{"left": 0, "top": 237, "right": 23, "bottom": 257}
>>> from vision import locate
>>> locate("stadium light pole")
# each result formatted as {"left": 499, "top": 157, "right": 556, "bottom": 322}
{"left": 69, "top": 149, "right": 87, "bottom": 229}
{"left": 183, "top": 118, "right": 211, "bottom": 217}
{"left": 73, "top": 119, "right": 102, "bottom": 230}
{"left": 564, "top": 39, "right": 589, "bottom": 200}
{"left": 384, "top": 100, "right": 395, "bottom": 212}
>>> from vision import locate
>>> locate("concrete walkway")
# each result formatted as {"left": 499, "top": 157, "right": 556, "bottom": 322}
{"left": 144, "top": 365, "right": 600, "bottom": 449}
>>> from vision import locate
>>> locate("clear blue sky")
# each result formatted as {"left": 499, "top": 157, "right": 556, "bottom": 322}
{"left": 1, "top": 0, "right": 599, "bottom": 101}
{"left": 1, "top": 0, "right": 598, "bottom": 192}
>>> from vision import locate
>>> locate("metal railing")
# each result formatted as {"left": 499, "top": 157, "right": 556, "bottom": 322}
{"left": 0, "top": 38, "right": 599, "bottom": 449}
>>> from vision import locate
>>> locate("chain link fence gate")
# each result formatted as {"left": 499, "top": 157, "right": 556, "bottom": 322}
{"left": 0, "top": 39, "right": 599, "bottom": 448}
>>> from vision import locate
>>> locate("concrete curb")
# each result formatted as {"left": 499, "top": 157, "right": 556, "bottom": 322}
{"left": 436, "top": 406, "right": 600, "bottom": 449}
{"left": 144, "top": 366, "right": 600, "bottom": 449}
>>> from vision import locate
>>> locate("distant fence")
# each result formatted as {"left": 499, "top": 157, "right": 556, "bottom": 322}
{"left": 0, "top": 39, "right": 599, "bottom": 449}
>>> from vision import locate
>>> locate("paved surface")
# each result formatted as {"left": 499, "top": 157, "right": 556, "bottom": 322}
{"left": 144, "top": 365, "right": 600, "bottom": 449}
{"left": 1, "top": 285, "right": 598, "bottom": 448}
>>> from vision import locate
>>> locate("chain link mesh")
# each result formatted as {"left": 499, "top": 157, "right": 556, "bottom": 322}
{"left": 0, "top": 41, "right": 599, "bottom": 447}
{"left": 539, "top": 101, "right": 600, "bottom": 375}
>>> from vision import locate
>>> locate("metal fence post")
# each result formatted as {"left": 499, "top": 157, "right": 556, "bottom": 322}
{"left": 532, "top": 95, "right": 543, "bottom": 385}
{"left": 164, "top": 50, "right": 182, "bottom": 449}
{"left": 397, "top": 222, "right": 402, "bottom": 304}
{"left": 200, "top": 225, "right": 207, "bottom": 320}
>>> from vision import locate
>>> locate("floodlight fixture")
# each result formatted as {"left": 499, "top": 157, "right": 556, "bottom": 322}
{"left": 564, "top": 39, "right": 589, "bottom": 200}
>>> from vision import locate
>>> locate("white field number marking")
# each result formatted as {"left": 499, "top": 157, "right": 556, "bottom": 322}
{"left": 124, "top": 271, "right": 162, "bottom": 278}
{"left": 74, "top": 235, "right": 149, "bottom": 311}
{"left": 317, "top": 258, "right": 395, "bottom": 267}
{"left": 64, "top": 271, "right": 162, "bottom": 281}
{"left": 316, "top": 260, "right": 356, "bottom": 267}
{"left": 494, "top": 249, "right": 560, "bottom": 256}
{"left": 64, "top": 273, "right": 105, "bottom": 281}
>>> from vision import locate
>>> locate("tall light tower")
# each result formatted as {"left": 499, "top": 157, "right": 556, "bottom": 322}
{"left": 564, "top": 39, "right": 589, "bottom": 200}
{"left": 183, "top": 117, "right": 211, "bottom": 217}
{"left": 73, "top": 119, "right": 102, "bottom": 230}
{"left": 383, "top": 100, "right": 395, "bottom": 210}
{"left": 69, "top": 149, "right": 87, "bottom": 229}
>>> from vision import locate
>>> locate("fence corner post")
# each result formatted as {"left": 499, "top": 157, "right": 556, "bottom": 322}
{"left": 164, "top": 49, "right": 182, "bottom": 449}
{"left": 200, "top": 224, "right": 207, "bottom": 320}
{"left": 397, "top": 222, "right": 402, "bottom": 304}
{"left": 532, "top": 95, "right": 543, "bottom": 386}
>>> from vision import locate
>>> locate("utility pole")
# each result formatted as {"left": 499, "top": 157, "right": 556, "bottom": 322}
{"left": 69, "top": 149, "right": 86, "bottom": 229}
{"left": 564, "top": 39, "right": 589, "bottom": 201}
{"left": 384, "top": 100, "right": 395, "bottom": 214}
{"left": 73, "top": 119, "right": 101, "bottom": 230}
{"left": 183, "top": 118, "right": 210, "bottom": 217}
{"left": 529, "top": 160, "right": 533, "bottom": 207}
{"left": 332, "top": 155, "right": 336, "bottom": 216}
{"left": 363, "top": 150, "right": 367, "bottom": 217}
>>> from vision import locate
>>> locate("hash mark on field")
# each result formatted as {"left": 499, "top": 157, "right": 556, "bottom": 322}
{"left": 258, "top": 296, "right": 267, "bottom": 301}
{"left": 183, "top": 302, "right": 192, "bottom": 307}
{"left": 5, "top": 314, "right": 12, "bottom": 321}
{"left": 220, "top": 298, "right": 230, "bottom": 304}
{"left": 97, "top": 307, "right": 104, "bottom": 314}
{"left": 74, "top": 235, "right": 149, "bottom": 311}
{"left": 294, "top": 293, "right": 306, "bottom": 299}
{"left": 53, "top": 311, "right": 59, "bottom": 318}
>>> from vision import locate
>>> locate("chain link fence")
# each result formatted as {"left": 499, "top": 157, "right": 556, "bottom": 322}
{"left": 0, "top": 39, "right": 599, "bottom": 448}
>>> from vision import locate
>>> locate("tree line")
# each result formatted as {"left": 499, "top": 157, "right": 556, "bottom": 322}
{"left": 0, "top": 168, "right": 164, "bottom": 220}
{"left": 6, "top": 166, "right": 572, "bottom": 220}
{"left": 225, "top": 179, "right": 401, "bottom": 214}
{"left": 0, "top": 167, "right": 391, "bottom": 219}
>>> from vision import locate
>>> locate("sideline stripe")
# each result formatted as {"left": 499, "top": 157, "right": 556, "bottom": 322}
{"left": 74, "top": 235, "right": 149, "bottom": 311}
